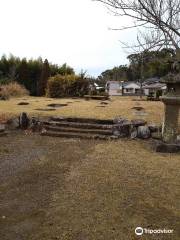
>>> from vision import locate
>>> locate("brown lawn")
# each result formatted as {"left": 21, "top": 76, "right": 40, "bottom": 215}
{"left": 0, "top": 96, "right": 179, "bottom": 240}
{"left": 0, "top": 96, "right": 164, "bottom": 124}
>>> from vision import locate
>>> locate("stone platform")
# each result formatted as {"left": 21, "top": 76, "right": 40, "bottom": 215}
{"left": 41, "top": 116, "right": 147, "bottom": 140}
{"left": 155, "top": 141, "right": 180, "bottom": 153}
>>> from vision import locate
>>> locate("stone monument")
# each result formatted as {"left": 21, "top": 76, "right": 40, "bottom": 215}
{"left": 158, "top": 58, "right": 180, "bottom": 151}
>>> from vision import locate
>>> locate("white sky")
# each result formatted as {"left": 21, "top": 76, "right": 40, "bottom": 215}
{"left": 0, "top": 0, "right": 137, "bottom": 77}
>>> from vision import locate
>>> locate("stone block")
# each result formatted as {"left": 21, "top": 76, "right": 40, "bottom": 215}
{"left": 155, "top": 141, "right": 180, "bottom": 153}
{"left": 148, "top": 124, "right": 161, "bottom": 133}
{"left": 137, "top": 126, "right": 151, "bottom": 139}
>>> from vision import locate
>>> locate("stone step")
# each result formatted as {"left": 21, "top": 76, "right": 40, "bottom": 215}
{"left": 48, "top": 118, "right": 146, "bottom": 127}
{"left": 41, "top": 131, "right": 112, "bottom": 140}
{"left": 44, "top": 126, "right": 112, "bottom": 135}
{"left": 50, "top": 116, "right": 113, "bottom": 124}
{"left": 43, "top": 121, "right": 113, "bottom": 130}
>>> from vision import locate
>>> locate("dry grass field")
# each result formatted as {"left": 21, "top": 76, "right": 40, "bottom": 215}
{"left": 0, "top": 96, "right": 164, "bottom": 124}
{"left": 0, "top": 96, "right": 179, "bottom": 240}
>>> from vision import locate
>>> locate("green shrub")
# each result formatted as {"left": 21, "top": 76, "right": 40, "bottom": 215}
{"left": 46, "top": 74, "right": 89, "bottom": 98}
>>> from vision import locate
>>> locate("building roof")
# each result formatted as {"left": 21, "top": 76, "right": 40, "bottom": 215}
{"left": 106, "top": 81, "right": 141, "bottom": 87}
{"left": 106, "top": 81, "right": 123, "bottom": 85}
{"left": 143, "top": 83, "right": 166, "bottom": 89}
{"left": 123, "top": 81, "right": 141, "bottom": 88}
{"left": 143, "top": 77, "right": 160, "bottom": 85}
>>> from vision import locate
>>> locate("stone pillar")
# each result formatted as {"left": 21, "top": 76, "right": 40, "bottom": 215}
{"left": 162, "top": 98, "right": 180, "bottom": 143}
{"left": 157, "top": 56, "right": 180, "bottom": 152}
{"left": 161, "top": 77, "right": 180, "bottom": 143}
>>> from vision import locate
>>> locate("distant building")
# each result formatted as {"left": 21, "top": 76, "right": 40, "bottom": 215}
{"left": 106, "top": 81, "right": 123, "bottom": 96}
{"left": 143, "top": 82, "right": 167, "bottom": 97}
{"left": 142, "top": 77, "right": 167, "bottom": 97}
{"left": 106, "top": 77, "right": 167, "bottom": 98}
{"left": 123, "top": 82, "right": 141, "bottom": 95}
{"left": 106, "top": 81, "right": 141, "bottom": 96}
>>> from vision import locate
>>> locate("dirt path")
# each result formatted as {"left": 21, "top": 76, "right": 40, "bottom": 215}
{"left": 0, "top": 132, "right": 95, "bottom": 240}
{"left": 0, "top": 132, "right": 179, "bottom": 240}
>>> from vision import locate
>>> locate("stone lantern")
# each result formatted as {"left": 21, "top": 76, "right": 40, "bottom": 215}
{"left": 160, "top": 60, "right": 180, "bottom": 144}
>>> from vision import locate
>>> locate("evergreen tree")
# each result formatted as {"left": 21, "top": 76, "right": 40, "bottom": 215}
{"left": 0, "top": 54, "right": 74, "bottom": 95}
{"left": 17, "top": 58, "right": 29, "bottom": 85}
{"left": 38, "top": 59, "right": 50, "bottom": 96}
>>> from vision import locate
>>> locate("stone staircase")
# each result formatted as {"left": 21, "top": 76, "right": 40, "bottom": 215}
{"left": 41, "top": 117, "right": 114, "bottom": 140}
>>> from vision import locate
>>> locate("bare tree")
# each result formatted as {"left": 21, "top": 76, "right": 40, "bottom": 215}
{"left": 94, "top": 0, "right": 180, "bottom": 53}
{"left": 119, "top": 33, "right": 157, "bottom": 98}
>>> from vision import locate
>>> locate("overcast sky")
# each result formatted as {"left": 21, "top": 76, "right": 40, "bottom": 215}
{"left": 0, "top": 0, "right": 137, "bottom": 77}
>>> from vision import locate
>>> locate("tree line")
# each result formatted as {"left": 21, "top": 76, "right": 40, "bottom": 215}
{"left": 0, "top": 48, "right": 176, "bottom": 96}
{"left": 0, "top": 54, "right": 74, "bottom": 96}
{"left": 97, "top": 48, "right": 175, "bottom": 84}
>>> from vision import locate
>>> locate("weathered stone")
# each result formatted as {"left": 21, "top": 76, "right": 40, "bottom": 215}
{"left": 137, "top": 126, "right": 151, "bottom": 139}
{"left": 112, "top": 129, "right": 121, "bottom": 136}
{"left": 7, "top": 118, "right": 19, "bottom": 129}
{"left": 113, "top": 118, "right": 131, "bottom": 137}
{"left": 160, "top": 63, "right": 180, "bottom": 143}
{"left": 148, "top": 124, "right": 161, "bottom": 133}
{"left": 131, "top": 119, "right": 147, "bottom": 127}
{"left": 29, "top": 117, "right": 42, "bottom": 132}
{"left": 130, "top": 127, "right": 138, "bottom": 139}
{"left": 113, "top": 125, "right": 130, "bottom": 137}
{"left": 161, "top": 102, "right": 179, "bottom": 143}
{"left": 19, "top": 112, "right": 30, "bottom": 130}
{"left": 155, "top": 142, "right": 180, "bottom": 153}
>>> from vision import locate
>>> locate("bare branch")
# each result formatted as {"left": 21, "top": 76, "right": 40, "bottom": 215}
{"left": 94, "top": 0, "right": 180, "bottom": 50}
